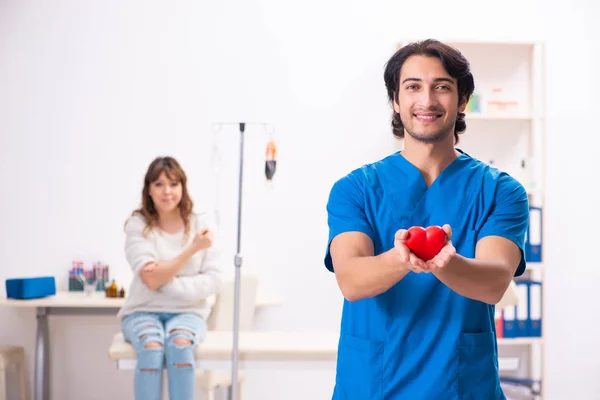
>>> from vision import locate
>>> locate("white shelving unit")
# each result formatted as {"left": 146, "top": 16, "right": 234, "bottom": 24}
{"left": 397, "top": 39, "right": 546, "bottom": 398}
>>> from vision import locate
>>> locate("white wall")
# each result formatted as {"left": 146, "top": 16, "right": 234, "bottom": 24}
{"left": 0, "top": 0, "right": 598, "bottom": 399}
{"left": 539, "top": 1, "right": 600, "bottom": 399}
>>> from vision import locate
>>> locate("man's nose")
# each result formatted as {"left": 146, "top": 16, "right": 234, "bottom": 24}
{"left": 419, "top": 88, "right": 439, "bottom": 108}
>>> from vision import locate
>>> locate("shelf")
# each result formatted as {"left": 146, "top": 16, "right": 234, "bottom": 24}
{"left": 498, "top": 337, "right": 543, "bottom": 346}
{"left": 394, "top": 37, "right": 546, "bottom": 388}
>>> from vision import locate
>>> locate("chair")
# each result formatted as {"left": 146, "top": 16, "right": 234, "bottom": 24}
{"left": 0, "top": 345, "right": 27, "bottom": 400}
{"left": 196, "top": 272, "right": 259, "bottom": 400}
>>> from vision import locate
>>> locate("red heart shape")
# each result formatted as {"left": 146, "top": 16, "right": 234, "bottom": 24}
{"left": 404, "top": 226, "right": 447, "bottom": 261}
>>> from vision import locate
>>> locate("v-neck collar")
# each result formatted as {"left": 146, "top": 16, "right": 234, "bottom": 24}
{"left": 381, "top": 149, "right": 472, "bottom": 229}
{"left": 393, "top": 148, "right": 470, "bottom": 190}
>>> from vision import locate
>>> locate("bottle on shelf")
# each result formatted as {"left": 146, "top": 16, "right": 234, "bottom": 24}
{"left": 105, "top": 279, "right": 118, "bottom": 298}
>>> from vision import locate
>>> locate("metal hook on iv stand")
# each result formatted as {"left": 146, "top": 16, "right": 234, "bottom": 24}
{"left": 210, "top": 121, "right": 275, "bottom": 400}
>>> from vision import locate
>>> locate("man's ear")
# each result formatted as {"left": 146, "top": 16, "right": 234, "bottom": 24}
{"left": 393, "top": 93, "right": 400, "bottom": 114}
{"left": 458, "top": 96, "right": 468, "bottom": 113}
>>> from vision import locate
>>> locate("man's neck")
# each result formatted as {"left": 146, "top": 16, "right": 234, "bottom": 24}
{"left": 401, "top": 135, "right": 460, "bottom": 187}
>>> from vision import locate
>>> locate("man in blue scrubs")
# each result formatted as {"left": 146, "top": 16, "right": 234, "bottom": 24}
{"left": 324, "top": 39, "right": 529, "bottom": 399}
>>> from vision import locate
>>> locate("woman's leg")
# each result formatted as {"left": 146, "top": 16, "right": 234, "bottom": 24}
{"left": 164, "top": 312, "right": 206, "bottom": 400}
{"left": 121, "top": 312, "right": 166, "bottom": 400}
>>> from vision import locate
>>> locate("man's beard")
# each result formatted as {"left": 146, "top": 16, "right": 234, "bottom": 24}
{"left": 400, "top": 109, "right": 454, "bottom": 144}
{"left": 405, "top": 127, "right": 452, "bottom": 144}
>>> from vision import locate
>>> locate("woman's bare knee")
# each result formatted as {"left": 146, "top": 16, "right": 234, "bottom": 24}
{"left": 169, "top": 329, "right": 193, "bottom": 346}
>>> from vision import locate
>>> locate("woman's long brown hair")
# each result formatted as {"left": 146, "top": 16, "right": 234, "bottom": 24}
{"left": 128, "top": 156, "right": 194, "bottom": 240}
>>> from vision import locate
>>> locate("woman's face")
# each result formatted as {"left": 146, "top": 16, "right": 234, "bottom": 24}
{"left": 149, "top": 172, "right": 182, "bottom": 215}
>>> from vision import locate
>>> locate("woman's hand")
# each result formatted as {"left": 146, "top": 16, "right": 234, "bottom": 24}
{"left": 191, "top": 229, "right": 214, "bottom": 252}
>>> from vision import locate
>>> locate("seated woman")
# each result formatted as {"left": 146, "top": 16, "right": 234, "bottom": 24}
{"left": 118, "top": 156, "right": 223, "bottom": 400}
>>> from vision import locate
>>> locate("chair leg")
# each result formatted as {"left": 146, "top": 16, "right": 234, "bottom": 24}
{"left": 205, "top": 388, "right": 215, "bottom": 400}
{"left": 0, "top": 368, "right": 6, "bottom": 400}
{"left": 17, "top": 360, "right": 27, "bottom": 400}
{"left": 228, "top": 382, "right": 244, "bottom": 400}
{"left": 238, "top": 381, "right": 244, "bottom": 400}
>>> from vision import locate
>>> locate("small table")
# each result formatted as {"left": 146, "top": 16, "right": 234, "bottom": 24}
{"left": 0, "top": 290, "right": 280, "bottom": 400}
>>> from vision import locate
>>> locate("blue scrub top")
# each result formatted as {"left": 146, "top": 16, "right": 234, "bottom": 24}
{"left": 324, "top": 150, "right": 529, "bottom": 400}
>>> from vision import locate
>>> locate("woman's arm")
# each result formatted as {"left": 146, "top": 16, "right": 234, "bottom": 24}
{"left": 140, "top": 229, "right": 214, "bottom": 291}
{"left": 124, "top": 214, "right": 213, "bottom": 291}
{"left": 158, "top": 245, "right": 223, "bottom": 302}
{"left": 124, "top": 215, "right": 158, "bottom": 275}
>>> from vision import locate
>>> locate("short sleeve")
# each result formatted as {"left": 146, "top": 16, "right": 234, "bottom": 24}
{"left": 324, "top": 173, "right": 375, "bottom": 272}
{"left": 477, "top": 173, "right": 529, "bottom": 277}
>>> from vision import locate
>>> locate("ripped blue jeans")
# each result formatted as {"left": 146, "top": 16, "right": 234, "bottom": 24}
{"left": 121, "top": 312, "right": 206, "bottom": 400}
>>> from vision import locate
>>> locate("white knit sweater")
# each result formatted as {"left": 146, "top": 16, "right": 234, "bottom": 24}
{"left": 117, "top": 212, "right": 223, "bottom": 320}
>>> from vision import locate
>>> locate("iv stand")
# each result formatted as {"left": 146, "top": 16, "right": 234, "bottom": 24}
{"left": 231, "top": 121, "right": 244, "bottom": 400}
{"left": 211, "top": 121, "right": 273, "bottom": 400}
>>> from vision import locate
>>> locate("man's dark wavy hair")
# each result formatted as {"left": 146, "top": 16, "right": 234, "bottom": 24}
{"left": 383, "top": 39, "right": 475, "bottom": 144}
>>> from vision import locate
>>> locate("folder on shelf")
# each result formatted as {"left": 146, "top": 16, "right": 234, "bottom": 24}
{"left": 515, "top": 281, "right": 530, "bottom": 337}
{"left": 497, "top": 280, "right": 519, "bottom": 338}
{"left": 499, "top": 279, "right": 543, "bottom": 338}
{"left": 528, "top": 280, "right": 542, "bottom": 337}
{"left": 525, "top": 206, "right": 543, "bottom": 262}
{"left": 502, "top": 304, "right": 516, "bottom": 338}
